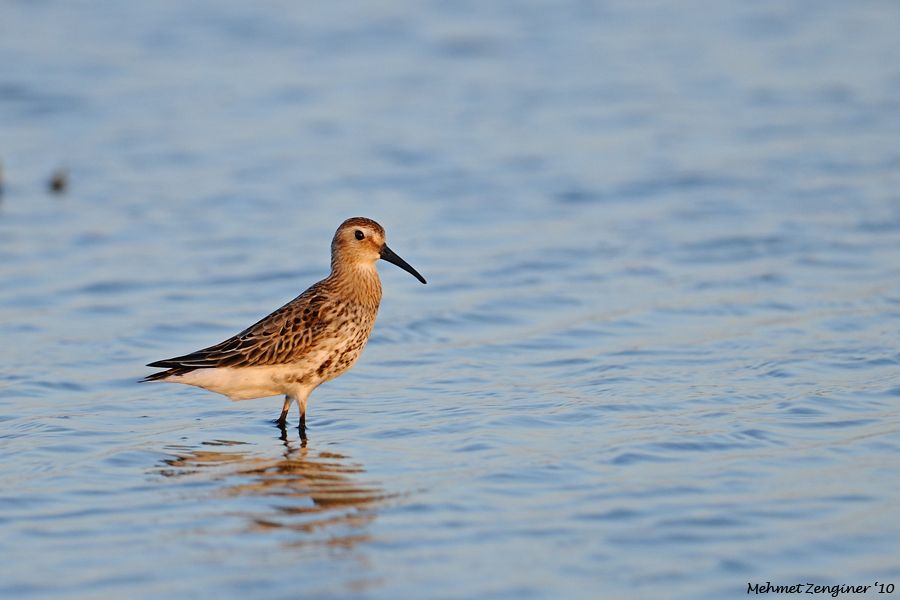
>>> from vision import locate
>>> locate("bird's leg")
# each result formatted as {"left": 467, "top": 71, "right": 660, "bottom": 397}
{"left": 276, "top": 395, "right": 293, "bottom": 428}
{"left": 297, "top": 396, "right": 308, "bottom": 439}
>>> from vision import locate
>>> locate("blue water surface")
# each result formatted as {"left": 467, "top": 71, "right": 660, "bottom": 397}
{"left": 1, "top": 1, "right": 899, "bottom": 598}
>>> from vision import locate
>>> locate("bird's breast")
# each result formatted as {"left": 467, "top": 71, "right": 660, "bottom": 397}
{"left": 313, "top": 308, "right": 377, "bottom": 381}
{"left": 275, "top": 305, "right": 377, "bottom": 387}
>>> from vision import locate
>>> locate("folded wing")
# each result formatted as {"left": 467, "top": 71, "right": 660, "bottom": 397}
{"left": 144, "top": 282, "right": 333, "bottom": 380}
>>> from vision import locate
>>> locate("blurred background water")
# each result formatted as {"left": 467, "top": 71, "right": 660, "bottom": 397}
{"left": 1, "top": 1, "right": 900, "bottom": 598}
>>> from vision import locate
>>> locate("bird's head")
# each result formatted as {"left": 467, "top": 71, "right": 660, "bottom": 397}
{"left": 331, "top": 217, "right": 426, "bottom": 284}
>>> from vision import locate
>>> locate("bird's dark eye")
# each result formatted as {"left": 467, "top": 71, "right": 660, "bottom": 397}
{"left": 354, "top": 230, "right": 364, "bottom": 240}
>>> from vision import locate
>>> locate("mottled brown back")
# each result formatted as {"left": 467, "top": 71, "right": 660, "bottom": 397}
{"left": 145, "top": 279, "right": 346, "bottom": 377}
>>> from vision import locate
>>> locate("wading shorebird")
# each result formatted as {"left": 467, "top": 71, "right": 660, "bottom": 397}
{"left": 144, "top": 217, "right": 426, "bottom": 436}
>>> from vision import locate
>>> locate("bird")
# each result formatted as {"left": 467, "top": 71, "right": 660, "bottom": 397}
{"left": 144, "top": 217, "right": 426, "bottom": 436}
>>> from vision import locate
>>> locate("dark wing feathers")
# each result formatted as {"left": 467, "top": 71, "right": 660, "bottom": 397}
{"left": 145, "top": 281, "right": 334, "bottom": 376}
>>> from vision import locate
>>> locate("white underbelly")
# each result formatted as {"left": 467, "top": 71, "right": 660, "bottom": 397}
{"left": 166, "top": 365, "right": 311, "bottom": 400}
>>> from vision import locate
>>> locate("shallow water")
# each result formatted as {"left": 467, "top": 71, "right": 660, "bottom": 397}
{"left": 2, "top": 1, "right": 900, "bottom": 598}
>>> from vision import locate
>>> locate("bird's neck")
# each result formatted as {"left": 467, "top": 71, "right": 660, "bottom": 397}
{"left": 329, "top": 262, "right": 382, "bottom": 308}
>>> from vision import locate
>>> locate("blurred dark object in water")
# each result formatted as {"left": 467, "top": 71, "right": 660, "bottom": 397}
{"left": 48, "top": 168, "right": 67, "bottom": 194}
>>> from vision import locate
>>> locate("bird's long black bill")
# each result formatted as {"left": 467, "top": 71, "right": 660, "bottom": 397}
{"left": 380, "top": 244, "right": 427, "bottom": 284}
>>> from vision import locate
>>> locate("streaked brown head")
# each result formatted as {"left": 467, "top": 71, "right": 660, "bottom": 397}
{"left": 331, "top": 217, "right": 426, "bottom": 284}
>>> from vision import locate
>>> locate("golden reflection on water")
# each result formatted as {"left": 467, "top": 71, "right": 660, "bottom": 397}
{"left": 158, "top": 437, "right": 391, "bottom": 548}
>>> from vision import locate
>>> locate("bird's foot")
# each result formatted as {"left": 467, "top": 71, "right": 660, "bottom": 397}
{"left": 274, "top": 419, "right": 289, "bottom": 442}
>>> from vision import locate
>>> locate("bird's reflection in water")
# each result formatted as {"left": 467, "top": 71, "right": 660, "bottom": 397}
{"left": 158, "top": 435, "right": 391, "bottom": 549}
